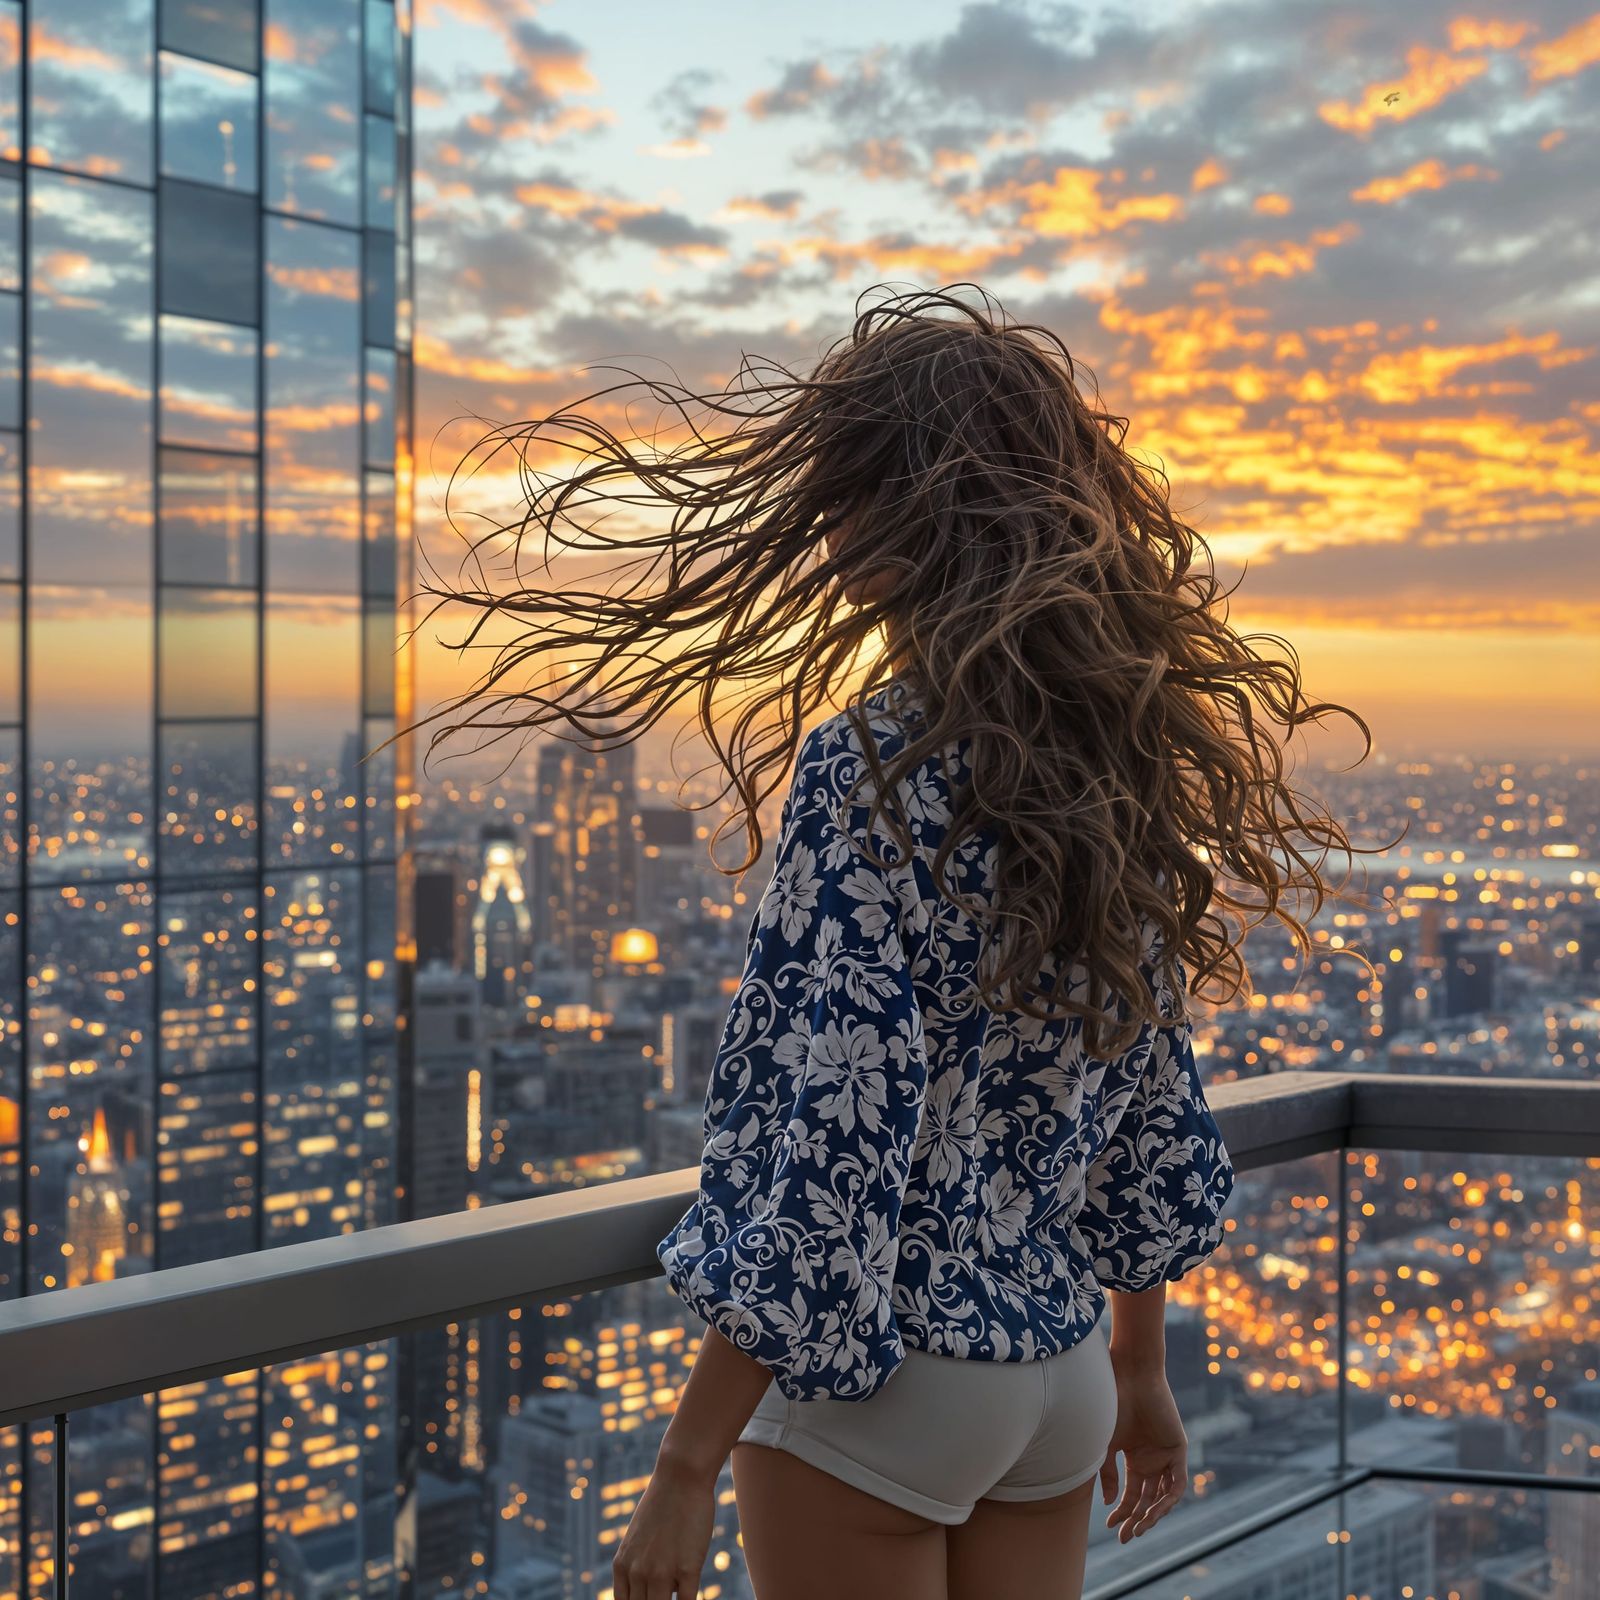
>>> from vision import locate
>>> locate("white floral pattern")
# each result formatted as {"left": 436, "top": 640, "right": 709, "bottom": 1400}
{"left": 656, "top": 679, "right": 1237, "bottom": 1402}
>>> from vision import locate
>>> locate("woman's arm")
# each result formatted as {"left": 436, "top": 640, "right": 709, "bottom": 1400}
{"left": 658, "top": 1323, "right": 775, "bottom": 1481}
{"left": 1106, "top": 1281, "right": 1166, "bottom": 1373}
{"left": 612, "top": 1326, "right": 773, "bottom": 1598}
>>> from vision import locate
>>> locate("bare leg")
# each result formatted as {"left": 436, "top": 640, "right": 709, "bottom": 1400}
{"left": 731, "top": 1440, "right": 948, "bottom": 1600}
{"left": 945, "top": 1479, "right": 1096, "bottom": 1600}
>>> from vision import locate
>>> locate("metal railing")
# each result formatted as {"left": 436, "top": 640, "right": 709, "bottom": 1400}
{"left": 2, "top": 1069, "right": 1596, "bottom": 1598}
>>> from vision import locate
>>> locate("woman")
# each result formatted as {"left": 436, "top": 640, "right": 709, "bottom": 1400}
{"left": 414, "top": 285, "right": 1376, "bottom": 1599}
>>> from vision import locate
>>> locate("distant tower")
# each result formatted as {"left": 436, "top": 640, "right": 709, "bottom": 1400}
{"left": 472, "top": 824, "right": 533, "bottom": 1008}
{"left": 67, "top": 1108, "right": 130, "bottom": 1287}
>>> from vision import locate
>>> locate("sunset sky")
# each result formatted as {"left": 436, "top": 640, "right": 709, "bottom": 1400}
{"left": 410, "top": 1, "right": 1600, "bottom": 777}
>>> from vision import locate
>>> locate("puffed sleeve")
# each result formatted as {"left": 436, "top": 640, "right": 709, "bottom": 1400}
{"left": 656, "top": 727, "right": 928, "bottom": 1401}
{"left": 1074, "top": 968, "right": 1236, "bottom": 1295}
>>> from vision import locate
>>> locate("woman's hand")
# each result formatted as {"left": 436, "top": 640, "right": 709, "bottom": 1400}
{"left": 1098, "top": 1356, "right": 1189, "bottom": 1543}
{"left": 612, "top": 1454, "right": 716, "bottom": 1600}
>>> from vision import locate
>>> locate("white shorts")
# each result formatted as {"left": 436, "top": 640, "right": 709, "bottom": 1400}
{"left": 735, "top": 1313, "right": 1118, "bottom": 1525}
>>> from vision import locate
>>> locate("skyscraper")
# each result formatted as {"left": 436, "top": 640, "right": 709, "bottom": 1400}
{"left": 0, "top": 2, "right": 415, "bottom": 1593}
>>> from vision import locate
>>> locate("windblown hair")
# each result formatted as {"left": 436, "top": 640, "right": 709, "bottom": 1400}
{"left": 408, "top": 283, "right": 1396, "bottom": 1057}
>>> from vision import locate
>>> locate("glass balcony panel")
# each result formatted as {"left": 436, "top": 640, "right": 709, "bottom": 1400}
{"left": 28, "top": 0, "right": 154, "bottom": 186}
{"left": 157, "top": 1369, "right": 260, "bottom": 1593}
{"left": 159, "top": 446, "right": 260, "bottom": 589}
{"left": 27, "top": 584, "right": 154, "bottom": 882}
{"left": 158, "top": 585, "right": 259, "bottom": 720}
{"left": 157, "top": 1069, "right": 257, "bottom": 1266}
{"left": 24, "top": 880, "right": 155, "bottom": 1294}
{"left": 264, "top": 216, "right": 361, "bottom": 594}
{"left": 1346, "top": 1146, "right": 1599, "bottom": 1481}
{"left": 263, "top": 594, "right": 361, "bottom": 866}
{"left": 158, "top": 179, "right": 259, "bottom": 327}
{"left": 156, "top": 719, "right": 259, "bottom": 879}
{"left": 156, "top": 879, "right": 259, "bottom": 1078}
{"left": 159, "top": 0, "right": 259, "bottom": 74}
{"left": 159, "top": 313, "right": 260, "bottom": 455}
{"left": 29, "top": 172, "right": 154, "bottom": 587}
{"left": 263, "top": 0, "right": 360, "bottom": 225}
{"left": 159, "top": 50, "right": 258, "bottom": 192}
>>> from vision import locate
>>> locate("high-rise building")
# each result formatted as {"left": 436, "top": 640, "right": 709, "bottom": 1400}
{"left": 0, "top": 2, "right": 415, "bottom": 1593}
{"left": 472, "top": 822, "right": 533, "bottom": 1009}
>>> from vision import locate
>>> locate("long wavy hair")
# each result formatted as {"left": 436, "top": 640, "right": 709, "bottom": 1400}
{"left": 407, "top": 283, "right": 1396, "bottom": 1057}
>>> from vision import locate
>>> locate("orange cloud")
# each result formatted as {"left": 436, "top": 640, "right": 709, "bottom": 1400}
{"left": 1319, "top": 45, "right": 1487, "bottom": 133}
{"left": 962, "top": 166, "right": 1184, "bottom": 238}
{"left": 1253, "top": 193, "right": 1293, "bottom": 215}
{"left": 1358, "top": 331, "right": 1585, "bottom": 404}
{"left": 1205, "top": 222, "right": 1360, "bottom": 284}
{"left": 1191, "top": 158, "right": 1228, "bottom": 191}
{"left": 1524, "top": 12, "right": 1600, "bottom": 83}
{"left": 1351, "top": 158, "right": 1496, "bottom": 203}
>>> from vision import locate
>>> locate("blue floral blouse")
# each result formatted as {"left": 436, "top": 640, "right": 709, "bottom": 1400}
{"left": 656, "top": 679, "right": 1236, "bottom": 1402}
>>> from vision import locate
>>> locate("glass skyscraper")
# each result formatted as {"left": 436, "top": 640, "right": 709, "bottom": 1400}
{"left": 0, "top": 1, "right": 414, "bottom": 1593}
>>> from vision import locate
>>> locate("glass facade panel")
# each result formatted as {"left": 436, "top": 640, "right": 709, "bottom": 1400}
{"left": 159, "top": 50, "right": 259, "bottom": 193}
{"left": 0, "top": 4, "right": 19, "bottom": 165}
{"left": 263, "top": 0, "right": 360, "bottom": 225}
{"left": 0, "top": 174, "right": 18, "bottom": 291}
{"left": 159, "top": 446, "right": 260, "bottom": 588}
{"left": 160, "top": 0, "right": 259, "bottom": 75}
{"left": 364, "top": 344, "right": 396, "bottom": 470}
{"left": 364, "top": 231, "right": 396, "bottom": 348}
{"left": 29, "top": 171, "right": 154, "bottom": 586}
{"left": 159, "top": 314, "right": 260, "bottom": 454}
{"left": 27, "top": 583, "right": 154, "bottom": 882}
{"left": 0, "top": 434, "right": 16, "bottom": 580}
{"left": 362, "top": 471, "right": 396, "bottom": 597}
{"left": 264, "top": 594, "right": 361, "bottom": 864}
{"left": 25, "top": 880, "right": 155, "bottom": 1293}
{"left": 158, "top": 1070, "right": 257, "bottom": 1265}
{"left": 0, "top": 732, "right": 16, "bottom": 886}
{"left": 362, "top": 714, "right": 394, "bottom": 860}
{"left": 0, "top": 890, "right": 17, "bottom": 1299}
{"left": 159, "top": 179, "right": 260, "bottom": 326}
{"left": 364, "top": 111, "right": 395, "bottom": 230}
{"left": 0, "top": 584, "right": 15, "bottom": 723}
{"left": 0, "top": 291, "right": 17, "bottom": 430}
{"left": 28, "top": 0, "right": 154, "bottom": 185}
{"left": 265, "top": 216, "right": 361, "bottom": 593}
{"left": 159, "top": 585, "right": 259, "bottom": 719}
{"left": 157, "top": 882, "right": 258, "bottom": 1078}
{"left": 157, "top": 1368, "right": 260, "bottom": 1595}
{"left": 157, "top": 720, "right": 258, "bottom": 879}
{"left": 363, "top": 0, "right": 395, "bottom": 114}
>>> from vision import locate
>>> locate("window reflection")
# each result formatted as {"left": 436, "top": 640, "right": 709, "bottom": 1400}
{"left": 0, "top": 889, "right": 16, "bottom": 1298}
{"left": 364, "top": 232, "right": 395, "bottom": 348}
{"left": 160, "top": 179, "right": 259, "bottom": 326}
{"left": 262, "top": 865, "right": 361, "bottom": 1244}
{"left": 160, "top": 314, "right": 259, "bottom": 453}
{"left": 29, "top": 172, "right": 154, "bottom": 587}
{"left": 25, "top": 879, "right": 155, "bottom": 1292}
{"left": 0, "top": 433, "right": 15, "bottom": 580}
{"left": 364, "top": 112, "right": 395, "bottom": 231}
{"left": 364, "top": 346, "right": 395, "bottom": 470}
{"left": 362, "top": 716, "right": 394, "bottom": 862}
{"left": 362, "top": 471, "right": 395, "bottom": 596}
{"left": 0, "top": 175, "right": 17, "bottom": 291}
{"left": 157, "top": 883, "right": 258, "bottom": 1078}
{"left": 160, "top": 447, "right": 259, "bottom": 588}
{"left": 0, "top": 730, "right": 16, "bottom": 886}
{"left": 264, "top": 594, "right": 361, "bottom": 865}
{"left": 363, "top": 860, "right": 395, "bottom": 1023}
{"left": 160, "top": 50, "right": 258, "bottom": 193}
{"left": 160, "top": 0, "right": 259, "bottom": 75}
{"left": 28, "top": 0, "right": 154, "bottom": 185}
{"left": 264, "top": 0, "right": 360, "bottom": 225}
{"left": 363, "top": 618, "right": 394, "bottom": 719}
{"left": 364, "top": 0, "right": 395, "bottom": 114}
{"left": 159, "top": 586, "right": 259, "bottom": 719}
{"left": 157, "top": 720, "right": 258, "bottom": 878}
{"left": 0, "top": 4, "right": 19, "bottom": 165}
{"left": 27, "top": 584, "right": 153, "bottom": 878}
{"left": 265, "top": 217, "right": 360, "bottom": 592}
{"left": 0, "top": 584, "right": 15, "bottom": 722}
{"left": 0, "top": 293, "right": 18, "bottom": 432}
{"left": 159, "top": 1072, "right": 258, "bottom": 1266}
